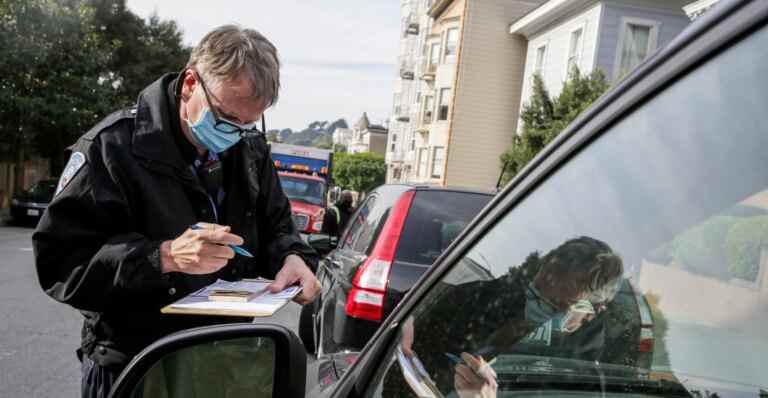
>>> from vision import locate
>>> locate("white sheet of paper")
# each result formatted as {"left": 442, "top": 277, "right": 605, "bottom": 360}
{"left": 166, "top": 279, "right": 303, "bottom": 317}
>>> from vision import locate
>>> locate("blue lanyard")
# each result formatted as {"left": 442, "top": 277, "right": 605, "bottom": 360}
{"left": 191, "top": 152, "right": 224, "bottom": 223}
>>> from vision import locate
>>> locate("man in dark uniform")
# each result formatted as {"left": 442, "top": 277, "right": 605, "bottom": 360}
{"left": 32, "top": 25, "right": 320, "bottom": 397}
{"left": 322, "top": 190, "right": 355, "bottom": 238}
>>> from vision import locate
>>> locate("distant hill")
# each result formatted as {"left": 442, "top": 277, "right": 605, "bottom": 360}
{"left": 268, "top": 118, "right": 348, "bottom": 148}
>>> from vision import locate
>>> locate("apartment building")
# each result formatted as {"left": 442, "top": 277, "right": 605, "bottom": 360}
{"left": 387, "top": 0, "right": 546, "bottom": 189}
{"left": 386, "top": 0, "right": 434, "bottom": 183}
{"left": 386, "top": 0, "right": 694, "bottom": 189}
{"left": 510, "top": 0, "right": 691, "bottom": 128}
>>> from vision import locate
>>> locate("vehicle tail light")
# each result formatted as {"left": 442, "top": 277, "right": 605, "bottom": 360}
{"left": 345, "top": 190, "right": 415, "bottom": 322}
{"left": 639, "top": 326, "right": 654, "bottom": 353}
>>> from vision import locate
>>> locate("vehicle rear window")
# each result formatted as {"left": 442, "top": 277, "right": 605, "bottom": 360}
{"left": 395, "top": 190, "right": 491, "bottom": 265}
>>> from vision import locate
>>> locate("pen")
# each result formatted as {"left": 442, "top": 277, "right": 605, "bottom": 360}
{"left": 189, "top": 224, "right": 254, "bottom": 257}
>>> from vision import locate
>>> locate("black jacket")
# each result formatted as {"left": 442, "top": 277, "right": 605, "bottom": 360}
{"left": 321, "top": 202, "right": 354, "bottom": 238}
{"left": 32, "top": 74, "right": 318, "bottom": 369}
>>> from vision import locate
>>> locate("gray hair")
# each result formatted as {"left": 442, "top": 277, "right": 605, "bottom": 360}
{"left": 187, "top": 24, "right": 281, "bottom": 106}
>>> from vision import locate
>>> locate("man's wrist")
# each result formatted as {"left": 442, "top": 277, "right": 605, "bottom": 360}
{"left": 159, "top": 240, "right": 177, "bottom": 273}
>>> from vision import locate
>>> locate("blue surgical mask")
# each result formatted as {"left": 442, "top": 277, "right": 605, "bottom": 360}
{"left": 185, "top": 107, "right": 242, "bottom": 154}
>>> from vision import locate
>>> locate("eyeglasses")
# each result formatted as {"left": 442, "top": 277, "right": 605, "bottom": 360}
{"left": 194, "top": 70, "right": 266, "bottom": 136}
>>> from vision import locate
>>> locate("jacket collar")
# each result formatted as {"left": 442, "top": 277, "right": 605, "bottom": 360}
{"left": 132, "top": 73, "right": 191, "bottom": 172}
{"left": 133, "top": 73, "right": 236, "bottom": 172}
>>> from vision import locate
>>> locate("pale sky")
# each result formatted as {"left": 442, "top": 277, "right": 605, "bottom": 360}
{"left": 125, "top": 0, "right": 400, "bottom": 131}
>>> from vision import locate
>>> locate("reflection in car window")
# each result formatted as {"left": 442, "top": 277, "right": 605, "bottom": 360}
{"left": 342, "top": 196, "right": 372, "bottom": 249}
{"left": 342, "top": 192, "right": 399, "bottom": 255}
{"left": 365, "top": 22, "right": 768, "bottom": 398}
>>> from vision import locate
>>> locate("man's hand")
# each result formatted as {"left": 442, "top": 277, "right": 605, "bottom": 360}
{"left": 454, "top": 353, "right": 498, "bottom": 398}
{"left": 160, "top": 223, "right": 244, "bottom": 274}
{"left": 268, "top": 254, "right": 320, "bottom": 305}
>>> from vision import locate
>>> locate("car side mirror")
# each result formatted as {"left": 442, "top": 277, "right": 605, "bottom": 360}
{"left": 307, "top": 233, "right": 338, "bottom": 255}
{"left": 108, "top": 323, "right": 306, "bottom": 398}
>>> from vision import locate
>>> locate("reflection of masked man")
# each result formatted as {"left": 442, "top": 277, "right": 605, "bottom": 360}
{"left": 403, "top": 236, "right": 624, "bottom": 396}
{"left": 522, "top": 238, "right": 623, "bottom": 333}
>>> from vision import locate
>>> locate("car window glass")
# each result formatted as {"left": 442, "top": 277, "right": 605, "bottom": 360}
{"left": 396, "top": 191, "right": 491, "bottom": 266}
{"left": 129, "top": 337, "right": 274, "bottom": 398}
{"left": 27, "top": 181, "right": 57, "bottom": 198}
{"left": 364, "top": 22, "right": 768, "bottom": 398}
{"left": 341, "top": 196, "right": 376, "bottom": 250}
{"left": 278, "top": 175, "right": 325, "bottom": 206}
{"left": 352, "top": 198, "right": 392, "bottom": 255}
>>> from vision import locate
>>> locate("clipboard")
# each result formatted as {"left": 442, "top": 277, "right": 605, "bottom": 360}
{"left": 161, "top": 278, "right": 302, "bottom": 317}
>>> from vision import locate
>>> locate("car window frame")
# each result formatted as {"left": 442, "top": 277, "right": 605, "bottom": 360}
{"left": 326, "top": 2, "right": 768, "bottom": 396}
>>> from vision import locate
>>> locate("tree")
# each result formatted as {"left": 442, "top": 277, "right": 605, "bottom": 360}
{"left": 0, "top": 0, "right": 190, "bottom": 186}
{"left": 0, "top": 0, "right": 118, "bottom": 184}
{"left": 88, "top": 0, "right": 190, "bottom": 105}
{"left": 500, "top": 67, "right": 609, "bottom": 185}
{"left": 333, "top": 152, "right": 386, "bottom": 194}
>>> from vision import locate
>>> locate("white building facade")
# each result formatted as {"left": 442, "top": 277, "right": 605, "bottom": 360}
{"left": 511, "top": 0, "right": 691, "bottom": 129}
{"left": 386, "top": 0, "right": 435, "bottom": 183}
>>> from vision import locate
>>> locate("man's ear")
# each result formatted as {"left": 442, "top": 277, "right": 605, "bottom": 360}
{"left": 180, "top": 69, "right": 196, "bottom": 101}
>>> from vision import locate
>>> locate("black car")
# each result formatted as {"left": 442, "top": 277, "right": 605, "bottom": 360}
{"left": 10, "top": 179, "right": 58, "bottom": 223}
{"left": 106, "top": 2, "right": 768, "bottom": 397}
{"left": 301, "top": 184, "right": 493, "bottom": 355}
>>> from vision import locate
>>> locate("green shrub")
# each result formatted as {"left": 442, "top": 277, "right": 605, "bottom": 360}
{"left": 725, "top": 216, "right": 768, "bottom": 281}
{"left": 671, "top": 216, "right": 738, "bottom": 280}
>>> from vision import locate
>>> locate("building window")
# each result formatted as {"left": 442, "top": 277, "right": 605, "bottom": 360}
{"left": 423, "top": 96, "right": 434, "bottom": 124}
{"left": 429, "top": 42, "right": 441, "bottom": 66}
{"left": 417, "top": 148, "right": 429, "bottom": 177}
{"left": 392, "top": 134, "right": 397, "bottom": 142}
{"left": 411, "top": 139, "right": 416, "bottom": 151}
{"left": 431, "top": 146, "right": 445, "bottom": 178}
{"left": 567, "top": 28, "right": 583, "bottom": 76}
{"left": 391, "top": 143, "right": 396, "bottom": 152}
{"left": 438, "top": 88, "right": 451, "bottom": 121}
{"left": 534, "top": 45, "right": 547, "bottom": 75}
{"left": 445, "top": 28, "right": 459, "bottom": 63}
{"left": 616, "top": 19, "right": 659, "bottom": 77}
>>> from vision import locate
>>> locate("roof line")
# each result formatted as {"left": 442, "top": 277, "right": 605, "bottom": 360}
{"left": 428, "top": 0, "right": 453, "bottom": 18}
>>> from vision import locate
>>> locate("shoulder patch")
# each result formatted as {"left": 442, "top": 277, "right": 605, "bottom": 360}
{"left": 55, "top": 152, "right": 87, "bottom": 196}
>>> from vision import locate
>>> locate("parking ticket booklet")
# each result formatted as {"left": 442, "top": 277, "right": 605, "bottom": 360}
{"left": 161, "top": 278, "right": 302, "bottom": 318}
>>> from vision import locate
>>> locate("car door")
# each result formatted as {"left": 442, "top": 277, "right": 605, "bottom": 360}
{"left": 106, "top": 2, "right": 768, "bottom": 398}
{"left": 318, "top": 187, "right": 406, "bottom": 355}
{"left": 327, "top": 2, "right": 768, "bottom": 397}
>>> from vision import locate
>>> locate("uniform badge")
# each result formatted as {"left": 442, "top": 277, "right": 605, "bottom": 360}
{"left": 55, "top": 152, "right": 87, "bottom": 196}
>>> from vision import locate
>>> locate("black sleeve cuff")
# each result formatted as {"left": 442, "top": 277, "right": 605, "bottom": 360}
{"left": 280, "top": 250, "right": 318, "bottom": 274}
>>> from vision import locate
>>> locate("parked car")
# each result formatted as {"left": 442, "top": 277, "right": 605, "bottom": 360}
{"left": 106, "top": 2, "right": 768, "bottom": 397}
{"left": 10, "top": 179, "right": 58, "bottom": 223}
{"left": 301, "top": 184, "right": 494, "bottom": 355}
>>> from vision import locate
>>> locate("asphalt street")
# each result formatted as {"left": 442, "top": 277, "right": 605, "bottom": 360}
{"left": 0, "top": 219, "right": 313, "bottom": 398}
